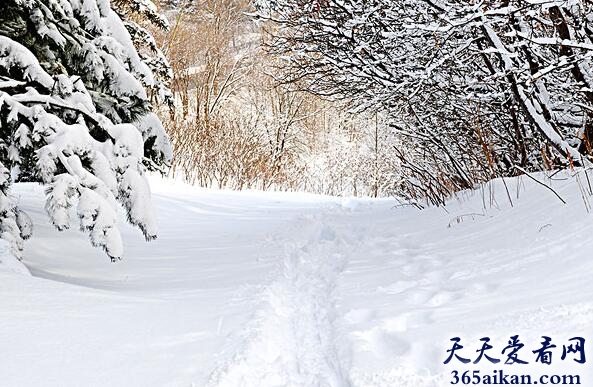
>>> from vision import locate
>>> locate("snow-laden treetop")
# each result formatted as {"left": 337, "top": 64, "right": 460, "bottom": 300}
{"left": 0, "top": 0, "right": 173, "bottom": 261}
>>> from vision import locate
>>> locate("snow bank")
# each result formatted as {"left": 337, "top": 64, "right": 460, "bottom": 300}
{"left": 2, "top": 171, "right": 593, "bottom": 386}
{"left": 0, "top": 239, "right": 30, "bottom": 275}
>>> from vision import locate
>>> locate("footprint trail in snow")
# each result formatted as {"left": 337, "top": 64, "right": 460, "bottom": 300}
{"left": 207, "top": 216, "right": 352, "bottom": 387}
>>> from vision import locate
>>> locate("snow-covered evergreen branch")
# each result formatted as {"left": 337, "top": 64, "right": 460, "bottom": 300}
{"left": 0, "top": 0, "right": 172, "bottom": 261}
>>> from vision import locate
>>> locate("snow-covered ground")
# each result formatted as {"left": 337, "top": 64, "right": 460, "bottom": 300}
{"left": 1, "top": 173, "right": 592, "bottom": 386}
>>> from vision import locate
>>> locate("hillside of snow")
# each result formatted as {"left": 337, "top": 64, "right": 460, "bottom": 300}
{"left": 1, "top": 173, "right": 592, "bottom": 386}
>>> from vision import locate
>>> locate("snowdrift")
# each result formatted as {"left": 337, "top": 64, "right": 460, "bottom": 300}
{"left": 1, "top": 172, "right": 592, "bottom": 386}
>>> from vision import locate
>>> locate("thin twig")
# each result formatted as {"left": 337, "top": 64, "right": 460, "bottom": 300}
{"left": 514, "top": 166, "right": 567, "bottom": 204}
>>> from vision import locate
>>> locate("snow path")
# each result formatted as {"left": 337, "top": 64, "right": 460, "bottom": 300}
{"left": 208, "top": 216, "right": 352, "bottom": 387}
{"left": 2, "top": 174, "right": 593, "bottom": 386}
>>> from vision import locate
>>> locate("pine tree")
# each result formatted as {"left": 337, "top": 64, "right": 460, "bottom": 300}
{"left": 0, "top": 0, "right": 172, "bottom": 261}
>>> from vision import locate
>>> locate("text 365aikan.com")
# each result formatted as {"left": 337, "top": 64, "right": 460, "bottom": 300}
{"left": 450, "top": 370, "right": 581, "bottom": 385}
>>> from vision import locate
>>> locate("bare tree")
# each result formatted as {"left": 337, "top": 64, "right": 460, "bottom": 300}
{"left": 257, "top": 0, "right": 593, "bottom": 204}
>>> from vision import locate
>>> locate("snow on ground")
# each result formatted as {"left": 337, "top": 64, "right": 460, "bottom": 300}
{"left": 1, "top": 172, "right": 593, "bottom": 386}
{"left": 0, "top": 240, "right": 30, "bottom": 276}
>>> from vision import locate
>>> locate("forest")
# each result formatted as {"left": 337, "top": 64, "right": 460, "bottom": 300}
{"left": 1, "top": 0, "right": 593, "bottom": 255}
{"left": 2, "top": 2, "right": 593, "bottom": 386}
{"left": 159, "top": 0, "right": 593, "bottom": 205}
